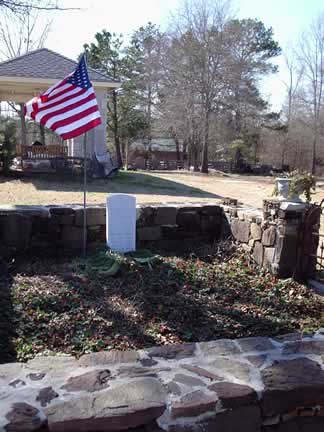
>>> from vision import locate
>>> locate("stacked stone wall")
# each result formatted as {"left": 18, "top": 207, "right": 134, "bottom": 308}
{"left": 1, "top": 333, "right": 324, "bottom": 431}
{"left": 0, "top": 198, "right": 320, "bottom": 280}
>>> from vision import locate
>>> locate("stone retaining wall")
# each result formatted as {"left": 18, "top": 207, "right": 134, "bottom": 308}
{"left": 0, "top": 198, "right": 320, "bottom": 280}
{"left": 1, "top": 332, "right": 324, "bottom": 431}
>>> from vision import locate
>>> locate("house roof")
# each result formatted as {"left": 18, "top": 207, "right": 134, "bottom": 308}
{"left": 0, "top": 48, "right": 120, "bottom": 87}
{"left": 132, "top": 138, "right": 181, "bottom": 152}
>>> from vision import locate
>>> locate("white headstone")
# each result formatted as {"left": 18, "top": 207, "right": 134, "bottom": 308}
{"left": 106, "top": 194, "right": 136, "bottom": 253}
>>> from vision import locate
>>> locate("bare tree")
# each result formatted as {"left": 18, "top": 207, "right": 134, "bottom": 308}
{"left": 0, "top": 0, "right": 77, "bottom": 14}
{"left": 0, "top": 8, "right": 51, "bottom": 59}
{"left": 281, "top": 49, "right": 303, "bottom": 167}
{"left": 296, "top": 12, "right": 324, "bottom": 174}
{"left": 169, "top": 0, "right": 232, "bottom": 173}
{"left": 0, "top": 4, "right": 52, "bottom": 145}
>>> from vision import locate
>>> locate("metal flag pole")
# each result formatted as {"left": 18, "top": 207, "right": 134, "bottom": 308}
{"left": 83, "top": 131, "right": 88, "bottom": 258}
{"left": 82, "top": 49, "right": 88, "bottom": 259}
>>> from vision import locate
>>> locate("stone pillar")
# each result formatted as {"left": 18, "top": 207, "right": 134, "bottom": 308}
{"left": 263, "top": 200, "right": 321, "bottom": 281}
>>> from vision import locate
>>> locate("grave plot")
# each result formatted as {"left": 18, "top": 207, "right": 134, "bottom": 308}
{"left": 1, "top": 240, "right": 322, "bottom": 362}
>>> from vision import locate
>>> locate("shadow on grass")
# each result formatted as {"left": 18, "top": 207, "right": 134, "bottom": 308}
{"left": 1, "top": 171, "right": 221, "bottom": 201}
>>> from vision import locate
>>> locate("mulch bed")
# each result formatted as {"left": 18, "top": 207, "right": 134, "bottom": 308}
{"left": 0, "top": 242, "right": 323, "bottom": 362}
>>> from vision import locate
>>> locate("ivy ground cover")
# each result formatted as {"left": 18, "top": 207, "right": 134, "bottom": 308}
{"left": 0, "top": 242, "right": 322, "bottom": 362}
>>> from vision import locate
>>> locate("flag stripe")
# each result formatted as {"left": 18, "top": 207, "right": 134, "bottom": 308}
{"left": 38, "top": 92, "right": 97, "bottom": 126}
{"left": 33, "top": 87, "right": 89, "bottom": 120}
{"left": 55, "top": 111, "right": 101, "bottom": 135}
{"left": 51, "top": 104, "right": 100, "bottom": 131}
{"left": 61, "top": 117, "right": 102, "bottom": 140}
{"left": 40, "top": 84, "right": 77, "bottom": 105}
{"left": 45, "top": 98, "right": 99, "bottom": 129}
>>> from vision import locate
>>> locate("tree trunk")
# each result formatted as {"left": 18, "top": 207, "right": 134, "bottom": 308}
{"left": 112, "top": 91, "right": 122, "bottom": 167}
{"left": 281, "top": 134, "right": 288, "bottom": 170}
{"left": 187, "top": 139, "right": 192, "bottom": 170}
{"left": 125, "top": 138, "right": 129, "bottom": 170}
{"left": 147, "top": 82, "right": 152, "bottom": 161}
{"left": 311, "top": 114, "right": 319, "bottom": 174}
{"left": 175, "top": 136, "right": 181, "bottom": 162}
{"left": 182, "top": 139, "right": 187, "bottom": 161}
{"left": 19, "top": 103, "right": 27, "bottom": 146}
{"left": 201, "top": 109, "right": 209, "bottom": 173}
{"left": 193, "top": 142, "right": 199, "bottom": 172}
{"left": 40, "top": 124, "right": 45, "bottom": 145}
{"left": 311, "top": 135, "right": 317, "bottom": 174}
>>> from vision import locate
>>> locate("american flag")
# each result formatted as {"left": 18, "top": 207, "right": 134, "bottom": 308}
{"left": 25, "top": 55, "right": 101, "bottom": 140}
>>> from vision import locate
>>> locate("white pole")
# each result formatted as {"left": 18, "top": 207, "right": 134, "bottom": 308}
{"left": 83, "top": 132, "right": 87, "bottom": 258}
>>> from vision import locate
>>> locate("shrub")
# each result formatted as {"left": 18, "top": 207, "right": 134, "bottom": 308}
{"left": 0, "top": 118, "right": 17, "bottom": 175}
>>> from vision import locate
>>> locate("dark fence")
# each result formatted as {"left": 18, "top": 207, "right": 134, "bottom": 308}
{"left": 128, "top": 157, "right": 289, "bottom": 175}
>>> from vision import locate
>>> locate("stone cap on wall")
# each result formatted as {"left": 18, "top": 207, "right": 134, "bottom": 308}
{"left": 1, "top": 332, "right": 324, "bottom": 431}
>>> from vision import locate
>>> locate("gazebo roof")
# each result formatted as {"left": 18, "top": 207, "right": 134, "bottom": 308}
{"left": 0, "top": 48, "right": 120, "bottom": 102}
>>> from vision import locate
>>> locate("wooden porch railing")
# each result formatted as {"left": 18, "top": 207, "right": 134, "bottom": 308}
{"left": 16, "top": 144, "right": 68, "bottom": 159}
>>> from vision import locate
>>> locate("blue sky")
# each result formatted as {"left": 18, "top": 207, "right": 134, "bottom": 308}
{"left": 39, "top": 0, "right": 324, "bottom": 110}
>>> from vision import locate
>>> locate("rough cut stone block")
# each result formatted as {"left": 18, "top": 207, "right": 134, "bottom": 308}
{"left": 170, "top": 390, "right": 218, "bottom": 419}
{"left": 60, "top": 225, "right": 83, "bottom": 249}
{"left": 46, "top": 378, "right": 166, "bottom": 432}
{"left": 282, "top": 340, "right": 324, "bottom": 356}
{"left": 87, "top": 225, "right": 105, "bottom": 243}
{"left": 117, "top": 366, "right": 170, "bottom": 378}
{"left": 173, "top": 373, "right": 205, "bottom": 387}
{"left": 261, "top": 358, "right": 324, "bottom": 417}
{"left": 36, "top": 386, "right": 59, "bottom": 407}
{"left": 208, "top": 382, "right": 257, "bottom": 408}
{"left": 262, "top": 226, "right": 277, "bottom": 246}
{"left": 200, "top": 205, "right": 223, "bottom": 216}
{"left": 137, "top": 226, "right": 162, "bottom": 241}
{"left": 165, "top": 381, "right": 182, "bottom": 396}
{"left": 0, "top": 366, "right": 23, "bottom": 384}
{"left": 169, "top": 406, "right": 261, "bottom": 432}
{"left": 51, "top": 214, "right": 75, "bottom": 225}
{"left": 27, "top": 356, "right": 77, "bottom": 377}
{"left": 75, "top": 207, "right": 106, "bottom": 226}
{"left": 140, "top": 358, "right": 158, "bottom": 367}
{"left": 49, "top": 207, "right": 75, "bottom": 216}
{"left": 250, "top": 223, "right": 262, "bottom": 240}
{"left": 136, "top": 206, "right": 156, "bottom": 227}
{"left": 154, "top": 207, "right": 177, "bottom": 225}
{"left": 5, "top": 402, "right": 45, "bottom": 431}
{"left": 160, "top": 224, "right": 180, "bottom": 239}
{"left": 78, "top": 350, "right": 139, "bottom": 367}
{"left": 0, "top": 214, "right": 32, "bottom": 250}
{"left": 231, "top": 219, "right": 250, "bottom": 243}
{"left": 252, "top": 241, "right": 263, "bottom": 266}
{"left": 181, "top": 364, "right": 223, "bottom": 381}
{"left": 208, "top": 358, "right": 252, "bottom": 382}
{"left": 200, "top": 215, "right": 221, "bottom": 238}
{"left": 275, "top": 234, "right": 299, "bottom": 278}
{"left": 272, "top": 332, "right": 303, "bottom": 343}
{"left": 198, "top": 339, "right": 240, "bottom": 356}
{"left": 246, "top": 355, "right": 267, "bottom": 368}
{"left": 147, "top": 343, "right": 195, "bottom": 360}
{"left": 176, "top": 209, "right": 201, "bottom": 231}
{"left": 61, "top": 369, "right": 111, "bottom": 392}
{"left": 263, "top": 247, "right": 275, "bottom": 270}
{"left": 237, "top": 336, "right": 275, "bottom": 352}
